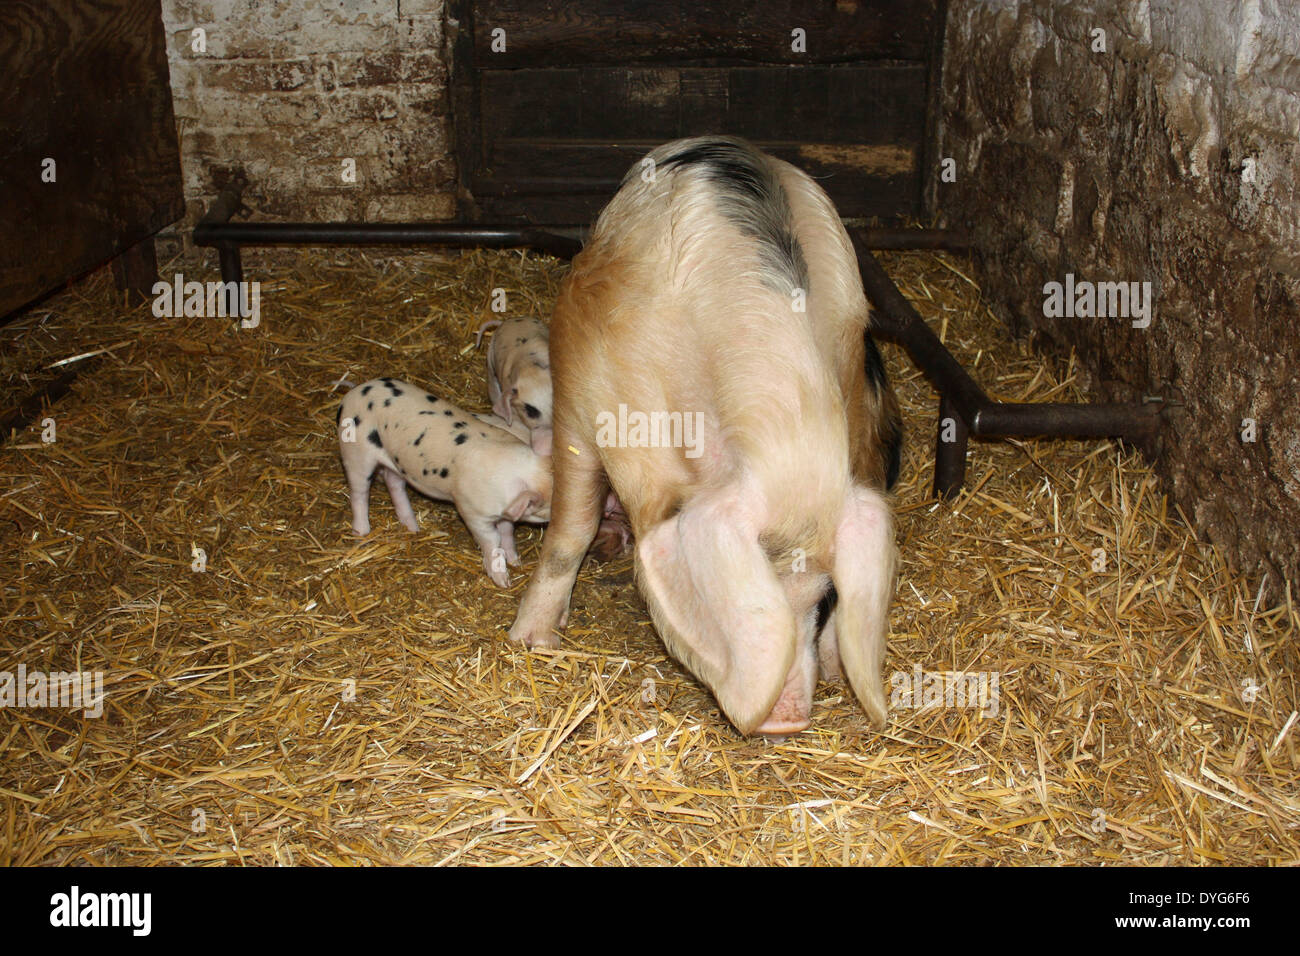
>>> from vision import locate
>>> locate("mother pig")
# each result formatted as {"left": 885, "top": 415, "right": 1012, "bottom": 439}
{"left": 509, "top": 136, "right": 902, "bottom": 736}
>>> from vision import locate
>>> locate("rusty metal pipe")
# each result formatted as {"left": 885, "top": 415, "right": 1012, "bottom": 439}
{"left": 852, "top": 235, "right": 1161, "bottom": 496}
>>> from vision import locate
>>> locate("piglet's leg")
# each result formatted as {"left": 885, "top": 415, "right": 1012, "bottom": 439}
{"left": 496, "top": 519, "right": 521, "bottom": 566}
{"left": 346, "top": 465, "right": 374, "bottom": 536}
{"left": 382, "top": 467, "right": 420, "bottom": 533}
{"left": 466, "top": 515, "right": 510, "bottom": 588}
{"left": 509, "top": 429, "right": 603, "bottom": 648}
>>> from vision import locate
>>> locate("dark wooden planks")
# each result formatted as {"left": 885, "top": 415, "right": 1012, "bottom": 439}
{"left": 454, "top": 0, "right": 944, "bottom": 223}
{"left": 471, "top": 140, "right": 917, "bottom": 222}
{"left": 474, "top": 62, "right": 927, "bottom": 221}
{"left": 0, "top": 0, "right": 183, "bottom": 319}
{"left": 475, "top": 0, "right": 942, "bottom": 65}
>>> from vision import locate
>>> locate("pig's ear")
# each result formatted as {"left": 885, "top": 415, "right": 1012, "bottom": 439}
{"left": 487, "top": 366, "right": 504, "bottom": 416}
{"left": 829, "top": 486, "right": 895, "bottom": 728}
{"left": 504, "top": 490, "right": 542, "bottom": 522}
{"left": 530, "top": 427, "right": 553, "bottom": 457}
{"left": 636, "top": 494, "right": 796, "bottom": 735}
{"left": 493, "top": 391, "right": 512, "bottom": 423}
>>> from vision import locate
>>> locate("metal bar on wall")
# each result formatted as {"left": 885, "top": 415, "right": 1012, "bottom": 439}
{"left": 193, "top": 186, "right": 1160, "bottom": 498}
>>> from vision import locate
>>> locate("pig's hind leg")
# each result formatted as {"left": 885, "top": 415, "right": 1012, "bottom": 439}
{"left": 381, "top": 466, "right": 421, "bottom": 533}
{"left": 509, "top": 430, "right": 604, "bottom": 648}
{"left": 344, "top": 457, "right": 376, "bottom": 536}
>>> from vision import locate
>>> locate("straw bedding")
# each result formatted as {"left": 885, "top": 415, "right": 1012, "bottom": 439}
{"left": 0, "top": 243, "right": 1295, "bottom": 865}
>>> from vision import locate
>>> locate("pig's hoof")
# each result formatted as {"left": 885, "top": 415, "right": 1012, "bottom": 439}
{"left": 507, "top": 623, "right": 560, "bottom": 649}
{"left": 488, "top": 570, "right": 511, "bottom": 588}
{"left": 526, "top": 631, "right": 560, "bottom": 650}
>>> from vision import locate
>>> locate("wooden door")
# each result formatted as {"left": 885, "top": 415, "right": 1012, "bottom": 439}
{"left": 449, "top": 0, "right": 946, "bottom": 224}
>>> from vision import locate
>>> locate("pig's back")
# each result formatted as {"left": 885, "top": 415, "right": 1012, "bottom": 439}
{"left": 559, "top": 137, "right": 857, "bottom": 554}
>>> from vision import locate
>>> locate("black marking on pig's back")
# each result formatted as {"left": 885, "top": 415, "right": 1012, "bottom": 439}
{"left": 367, "top": 429, "right": 383, "bottom": 448}
{"left": 658, "top": 138, "right": 808, "bottom": 294}
{"left": 864, "top": 332, "right": 902, "bottom": 491}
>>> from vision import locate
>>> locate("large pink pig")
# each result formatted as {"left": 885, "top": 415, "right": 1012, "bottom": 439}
{"left": 509, "top": 136, "right": 902, "bottom": 736}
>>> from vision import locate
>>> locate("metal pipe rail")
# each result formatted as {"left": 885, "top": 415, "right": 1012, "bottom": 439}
{"left": 852, "top": 233, "right": 1160, "bottom": 496}
{"left": 192, "top": 178, "right": 1160, "bottom": 498}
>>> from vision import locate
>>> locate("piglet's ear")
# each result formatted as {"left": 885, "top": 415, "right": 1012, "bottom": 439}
{"left": 530, "top": 427, "right": 553, "bottom": 457}
{"left": 635, "top": 491, "right": 795, "bottom": 735}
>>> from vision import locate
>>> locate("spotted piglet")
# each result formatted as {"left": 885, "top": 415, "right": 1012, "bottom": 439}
{"left": 476, "top": 317, "right": 552, "bottom": 455}
{"left": 338, "top": 377, "right": 551, "bottom": 587}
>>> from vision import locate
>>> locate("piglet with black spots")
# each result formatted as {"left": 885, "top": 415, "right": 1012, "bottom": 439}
{"left": 337, "top": 377, "right": 551, "bottom": 587}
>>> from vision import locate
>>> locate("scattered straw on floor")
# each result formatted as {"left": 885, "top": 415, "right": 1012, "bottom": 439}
{"left": 1, "top": 243, "right": 1295, "bottom": 865}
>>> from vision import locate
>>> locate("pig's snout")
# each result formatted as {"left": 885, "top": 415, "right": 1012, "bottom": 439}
{"left": 755, "top": 639, "right": 817, "bottom": 736}
{"left": 756, "top": 686, "right": 812, "bottom": 735}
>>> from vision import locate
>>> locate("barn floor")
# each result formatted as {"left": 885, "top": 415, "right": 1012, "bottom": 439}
{"left": 1, "top": 244, "right": 1296, "bottom": 866}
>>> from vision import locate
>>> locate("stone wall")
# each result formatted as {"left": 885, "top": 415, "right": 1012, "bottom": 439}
{"left": 158, "top": 0, "right": 456, "bottom": 257}
{"left": 939, "top": 0, "right": 1300, "bottom": 597}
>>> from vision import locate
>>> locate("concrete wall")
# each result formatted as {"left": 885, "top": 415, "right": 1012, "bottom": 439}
{"left": 939, "top": 0, "right": 1300, "bottom": 597}
{"left": 158, "top": 0, "right": 457, "bottom": 256}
